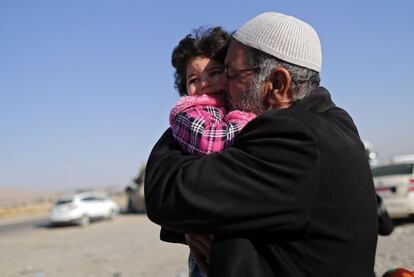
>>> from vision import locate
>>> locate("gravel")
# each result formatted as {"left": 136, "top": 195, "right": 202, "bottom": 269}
{"left": 375, "top": 219, "right": 414, "bottom": 275}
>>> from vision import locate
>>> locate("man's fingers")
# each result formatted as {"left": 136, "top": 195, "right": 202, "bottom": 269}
{"left": 185, "top": 234, "right": 211, "bottom": 254}
{"left": 191, "top": 235, "right": 212, "bottom": 253}
{"left": 192, "top": 250, "right": 209, "bottom": 274}
{"left": 186, "top": 234, "right": 212, "bottom": 257}
{"left": 191, "top": 241, "right": 209, "bottom": 257}
{"left": 185, "top": 233, "right": 212, "bottom": 275}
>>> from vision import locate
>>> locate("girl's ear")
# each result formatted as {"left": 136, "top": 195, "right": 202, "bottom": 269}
{"left": 264, "top": 67, "right": 293, "bottom": 109}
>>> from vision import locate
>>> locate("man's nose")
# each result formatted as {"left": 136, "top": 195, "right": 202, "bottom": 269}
{"left": 214, "top": 73, "right": 228, "bottom": 94}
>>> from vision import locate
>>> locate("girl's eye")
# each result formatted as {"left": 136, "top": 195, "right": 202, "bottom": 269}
{"left": 188, "top": 78, "right": 198, "bottom": 84}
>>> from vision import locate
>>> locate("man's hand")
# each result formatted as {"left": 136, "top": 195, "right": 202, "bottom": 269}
{"left": 185, "top": 234, "right": 212, "bottom": 275}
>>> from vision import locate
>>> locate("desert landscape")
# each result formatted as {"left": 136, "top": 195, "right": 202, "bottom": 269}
{"left": 0, "top": 186, "right": 125, "bottom": 221}
{"left": 1, "top": 186, "right": 413, "bottom": 276}
{"left": 0, "top": 187, "right": 56, "bottom": 219}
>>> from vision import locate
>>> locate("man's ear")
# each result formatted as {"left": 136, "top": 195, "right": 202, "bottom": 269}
{"left": 263, "top": 81, "right": 277, "bottom": 108}
{"left": 264, "top": 67, "right": 293, "bottom": 109}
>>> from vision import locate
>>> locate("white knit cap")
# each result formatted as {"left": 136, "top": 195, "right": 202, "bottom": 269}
{"left": 233, "top": 12, "right": 322, "bottom": 72}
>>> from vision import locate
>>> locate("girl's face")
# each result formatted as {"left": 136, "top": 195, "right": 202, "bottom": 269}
{"left": 185, "top": 56, "right": 226, "bottom": 96}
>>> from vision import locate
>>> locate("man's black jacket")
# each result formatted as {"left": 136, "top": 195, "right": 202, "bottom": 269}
{"left": 145, "top": 88, "right": 378, "bottom": 277}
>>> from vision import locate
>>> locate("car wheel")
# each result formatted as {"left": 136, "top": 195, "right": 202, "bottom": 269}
{"left": 78, "top": 215, "right": 90, "bottom": 226}
{"left": 108, "top": 209, "right": 117, "bottom": 220}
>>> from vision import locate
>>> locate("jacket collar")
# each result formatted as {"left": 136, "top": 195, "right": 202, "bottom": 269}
{"left": 292, "top": 86, "right": 335, "bottom": 113}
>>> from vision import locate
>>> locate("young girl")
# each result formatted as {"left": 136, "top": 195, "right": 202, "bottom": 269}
{"left": 167, "top": 27, "right": 255, "bottom": 277}
{"left": 170, "top": 27, "right": 255, "bottom": 157}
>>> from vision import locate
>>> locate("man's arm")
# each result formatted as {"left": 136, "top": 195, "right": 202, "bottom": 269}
{"left": 160, "top": 228, "right": 186, "bottom": 244}
{"left": 145, "top": 113, "right": 319, "bottom": 235}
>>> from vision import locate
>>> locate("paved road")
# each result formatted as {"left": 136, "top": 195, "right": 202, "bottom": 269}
{"left": 0, "top": 217, "right": 49, "bottom": 235}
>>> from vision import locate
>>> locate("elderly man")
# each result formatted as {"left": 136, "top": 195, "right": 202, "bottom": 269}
{"left": 145, "top": 12, "right": 377, "bottom": 277}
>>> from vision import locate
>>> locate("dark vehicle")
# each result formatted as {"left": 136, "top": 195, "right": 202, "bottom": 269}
{"left": 125, "top": 165, "right": 146, "bottom": 213}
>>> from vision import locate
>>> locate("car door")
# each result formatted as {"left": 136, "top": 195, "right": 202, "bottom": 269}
{"left": 80, "top": 196, "right": 103, "bottom": 218}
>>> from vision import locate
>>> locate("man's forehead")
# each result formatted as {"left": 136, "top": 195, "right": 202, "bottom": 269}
{"left": 225, "top": 40, "right": 248, "bottom": 67}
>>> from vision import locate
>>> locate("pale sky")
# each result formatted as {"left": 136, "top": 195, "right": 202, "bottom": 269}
{"left": 1, "top": 0, "right": 413, "bottom": 190}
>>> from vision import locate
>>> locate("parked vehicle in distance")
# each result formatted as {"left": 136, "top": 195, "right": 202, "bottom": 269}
{"left": 49, "top": 192, "right": 119, "bottom": 226}
{"left": 371, "top": 156, "right": 414, "bottom": 219}
{"left": 125, "top": 165, "right": 146, "bottom": 213}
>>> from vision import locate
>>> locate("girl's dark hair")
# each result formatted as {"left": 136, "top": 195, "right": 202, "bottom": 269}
{"left": 171, "top": 26, "right": 231, "bottom": 96}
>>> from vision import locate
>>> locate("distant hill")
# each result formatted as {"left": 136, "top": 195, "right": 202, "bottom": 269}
{"left": 0, "top": 184, "right": 126, "bottom": 207}
{"left": 0, "top": 186, "right": 56, "bottom": 207}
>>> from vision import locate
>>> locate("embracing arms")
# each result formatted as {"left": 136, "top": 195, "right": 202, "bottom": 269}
{"left": 146, "top": 113, "right": 319, "bottom": 236}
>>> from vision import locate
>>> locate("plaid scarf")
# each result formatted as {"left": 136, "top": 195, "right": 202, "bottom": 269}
{"left": 170, "top": 94, "right": 256, "bottom": 156}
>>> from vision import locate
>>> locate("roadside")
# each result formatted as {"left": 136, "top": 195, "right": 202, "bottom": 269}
{"left": 0, "top": 212, "right": 49, "bottom": 227}
{"left": 1, "top": 194, "right": 413, "bottom": 276}
{"left": 375, "top": 220, "right": 414, "bottom": 275}
{"left": 0, "top": 193, "right": 127, "bottom": 224}
{"left": 0, "top": 201, "right": 52, "bottom": 221}
{"left": 0, "top": 213, "right": 188, "bottom": 277}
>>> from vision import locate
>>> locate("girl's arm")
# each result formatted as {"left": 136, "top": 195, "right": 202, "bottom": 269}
{"left": 170, "top": 94, "right": 255, "bottom": 156}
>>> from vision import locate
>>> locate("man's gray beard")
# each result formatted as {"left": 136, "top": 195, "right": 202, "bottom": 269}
{"left": 230, "top": 81, "right": 266, "bottom": 116}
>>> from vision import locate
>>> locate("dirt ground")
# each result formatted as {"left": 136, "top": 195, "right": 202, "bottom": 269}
{"left": 375, "top": 219, "right": 414, "bottom": 275}
{"left": 0, "top": 212, "right": 413, "bottom": 276}
{"left": 0, "top": 214, "right": 188, "bottom": 277}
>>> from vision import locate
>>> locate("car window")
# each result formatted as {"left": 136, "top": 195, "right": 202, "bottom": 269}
{"left": 81, "top": 196, "right": 98, "bottom": 202}
{"left": 372, "top": 163, "right": 414, "bottom": 177}
{"left": 81, "top": 196, "right": 106, "bottom": 202}
{"left": 55, "top": 198, "right": 73, "bottom": 205}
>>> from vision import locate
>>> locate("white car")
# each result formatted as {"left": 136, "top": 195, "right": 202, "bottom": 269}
{"left": 50, "top": 192, "right": 119, "bottom": 226}
{"left": 372, "top": 157, "right": 414, "bottom": 219}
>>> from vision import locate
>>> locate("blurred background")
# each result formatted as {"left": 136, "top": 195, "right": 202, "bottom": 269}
{"left": 0, "top": 1, "right": 413, "bottom": 276}
{"left": 1, "top": 0, "right": 413, "bottom": 192}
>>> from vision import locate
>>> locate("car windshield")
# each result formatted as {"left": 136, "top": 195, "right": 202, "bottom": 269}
{"left": 371, "top": 163, "right": 414, "bottom": 177}
{"left": 81, "top": 196, "right": 105, "bottom": 202}
{"left": 55, "top": 198, "right": 74, "bottom": 205}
